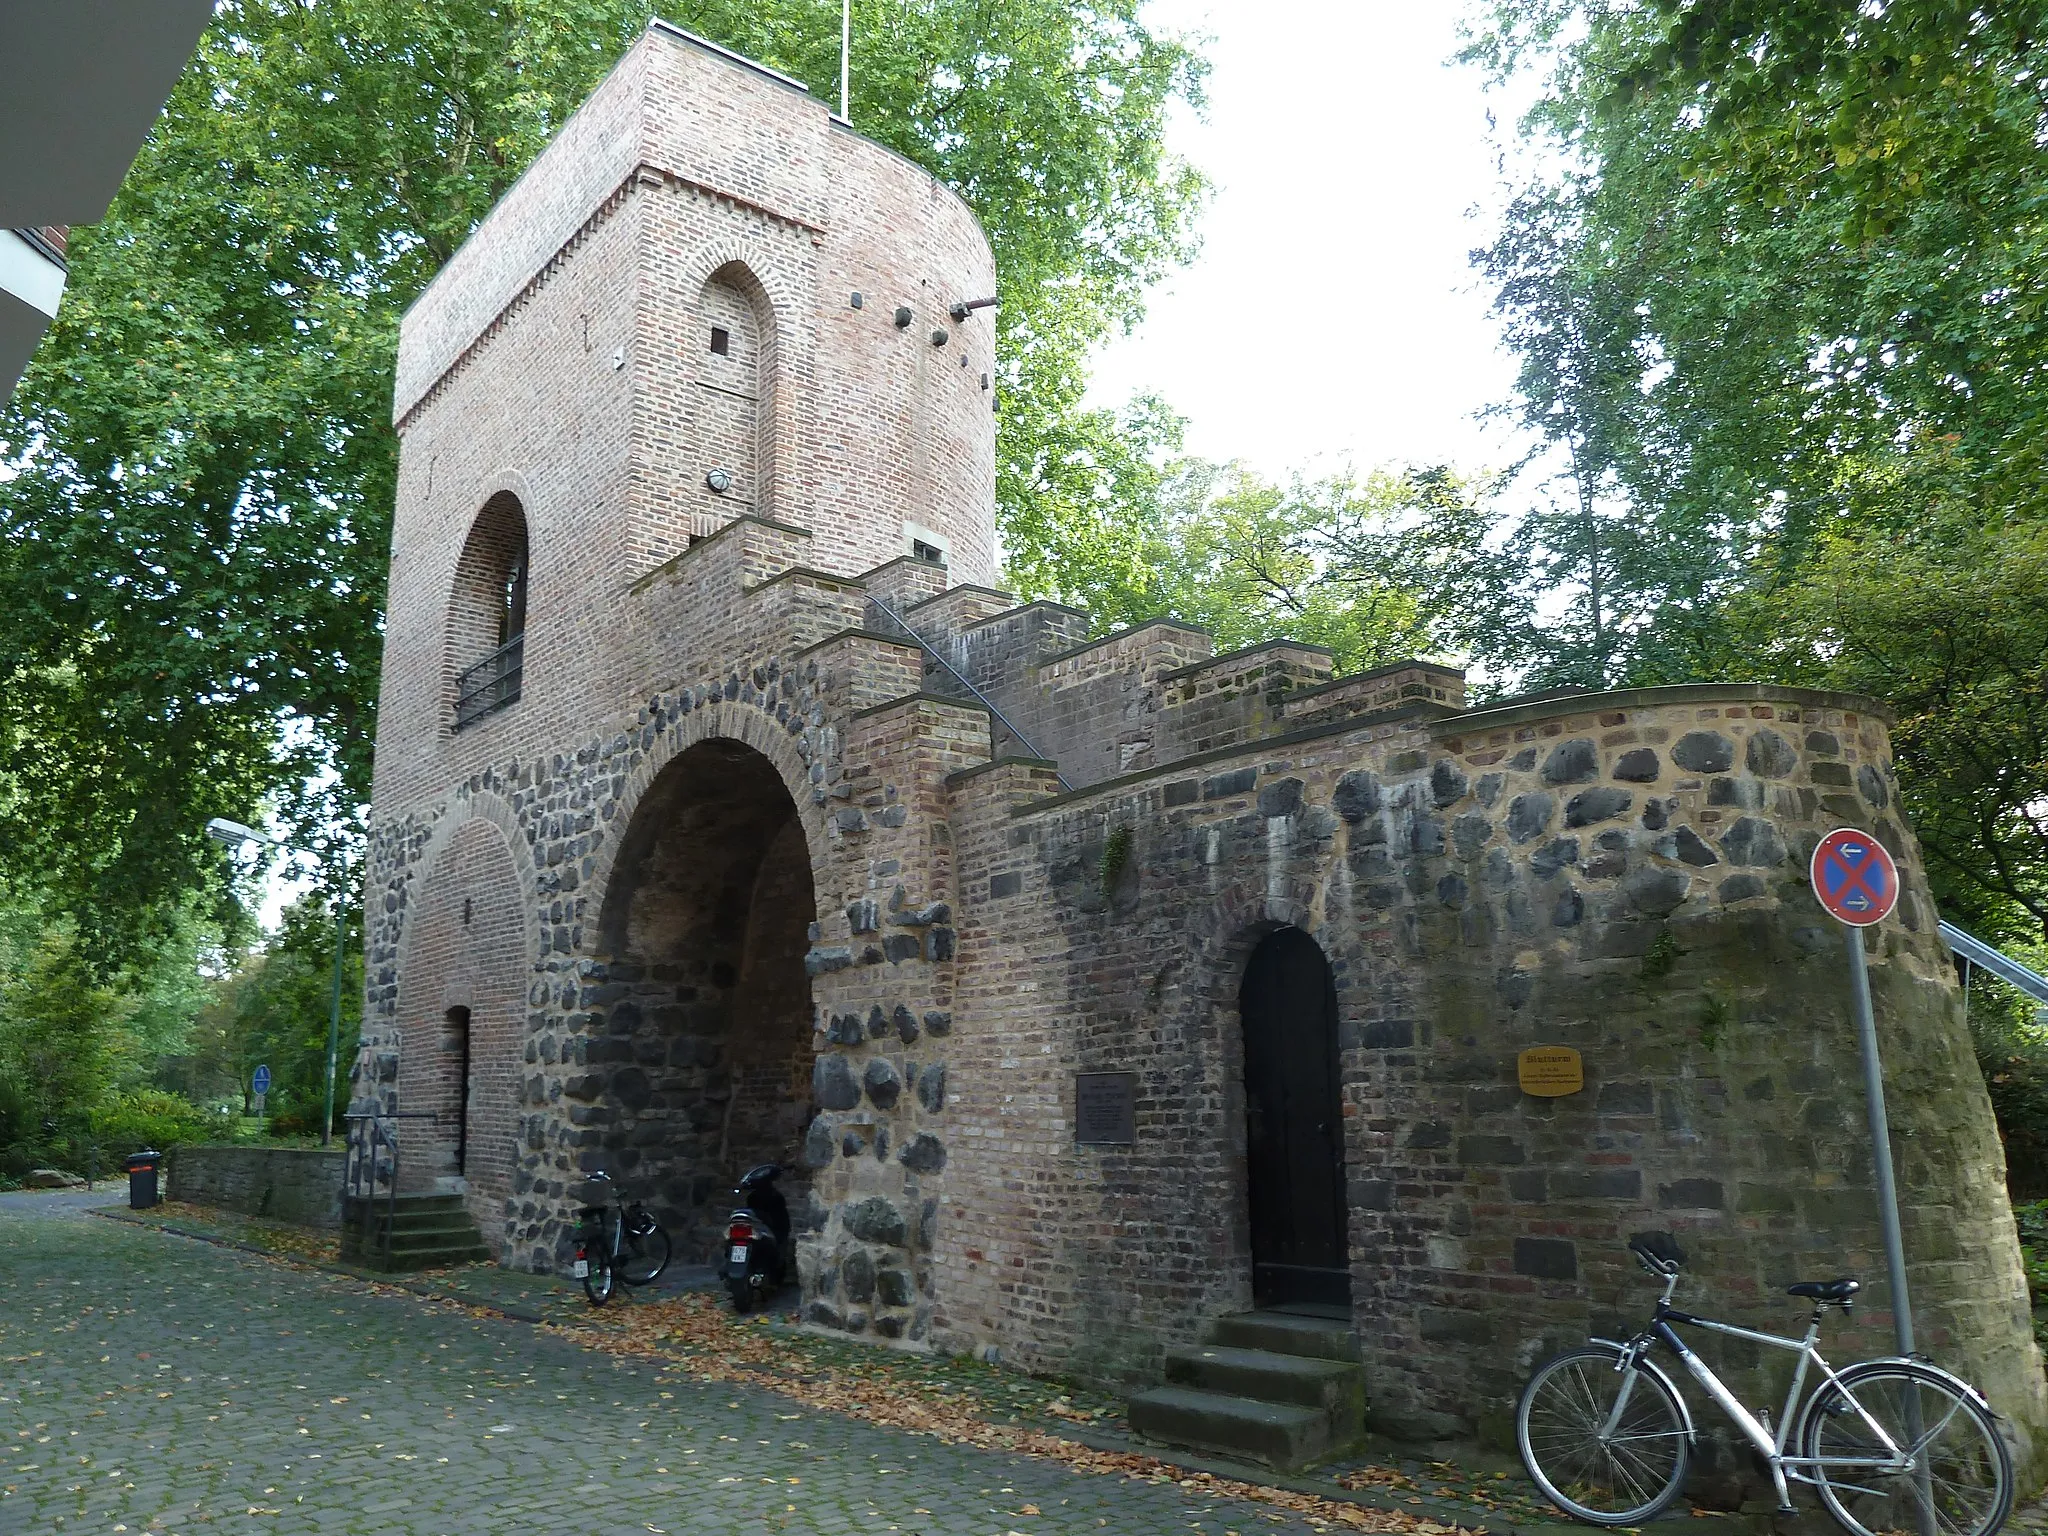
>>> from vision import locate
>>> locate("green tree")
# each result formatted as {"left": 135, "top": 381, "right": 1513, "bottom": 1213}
{"left": 0, "top": 925, "right": 129, "bottom": 1143}
{"left": 1017, "top": 444, "right": 1507, "bottom": 679}
{"left": 1, "top": 0, "right": 1206, "bottom": 959}
{"left": 206, "top": 896, "right": 363, "bottom": 1133}
{"left": 1467, "top": 0, "right": 2048, "bottom": 936}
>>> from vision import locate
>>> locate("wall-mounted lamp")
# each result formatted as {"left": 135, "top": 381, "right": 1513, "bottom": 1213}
{"left": 706, "top": 469, "right": 733, "bottom": 494}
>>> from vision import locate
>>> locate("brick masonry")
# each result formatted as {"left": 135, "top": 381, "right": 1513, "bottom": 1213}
{"left": 359, "top": 19, "right": 2048, "bottom": 1482}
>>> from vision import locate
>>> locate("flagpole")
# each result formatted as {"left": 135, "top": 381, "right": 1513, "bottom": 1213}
{"left": 840, "top": 0, "right": 851, "bottom": 120}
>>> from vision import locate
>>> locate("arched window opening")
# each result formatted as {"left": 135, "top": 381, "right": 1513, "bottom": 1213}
{"left": 691, "top": 263, "right": 776, "bottom": 536}
{"left": 448, "top": 492, "right": 529, "bottom": 730}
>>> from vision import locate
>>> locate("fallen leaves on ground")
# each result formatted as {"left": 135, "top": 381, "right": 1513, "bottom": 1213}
{"left": 549, "top": 1293, "right": 1482, "bottom": 1535}
{"left": 109, "top": 1202, "right": 340, "bottom": 1265}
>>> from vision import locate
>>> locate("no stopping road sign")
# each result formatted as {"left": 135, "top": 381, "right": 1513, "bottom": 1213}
{"left": 1809, "top": 827, "right": 1899, "bottom": 927}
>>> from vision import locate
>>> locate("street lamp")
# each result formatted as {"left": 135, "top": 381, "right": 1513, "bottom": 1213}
{"left": 205, "top": 818, "right": 349, "bottom": 1148}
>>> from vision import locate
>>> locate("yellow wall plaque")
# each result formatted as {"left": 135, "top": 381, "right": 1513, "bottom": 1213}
{"left": 1518, "top": 1046, "right": 1584, "bottom": 1097}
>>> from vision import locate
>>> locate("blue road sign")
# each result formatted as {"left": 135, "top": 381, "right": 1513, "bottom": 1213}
{"left": 251, "top": 1064, "right": 272, "bottom": 1095}
{"left": 1809, "top": 827, "right": 1899, "bottom": 928}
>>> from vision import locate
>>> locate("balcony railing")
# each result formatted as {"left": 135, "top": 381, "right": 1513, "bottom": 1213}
{"left": 453, "top": 633, "right": 522, "bottom": 730}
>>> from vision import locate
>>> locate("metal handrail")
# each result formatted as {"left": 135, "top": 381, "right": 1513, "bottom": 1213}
{"left": 341, "top": 1110, "right": 436, "bottom": 1265}
{"left": 453, "top": 632, "right": 523, "bottom": 729}
{"left": 1943, "top": 920, "right": 2048, "bottom": 1006}
{"left": 865, "top": 592, "right": 1073, "bottom": 791}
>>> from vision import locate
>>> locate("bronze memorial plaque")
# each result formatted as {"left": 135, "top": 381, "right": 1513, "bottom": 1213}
{"left": 1518, "top": 1045, "right": 1584, "bottom": 1098}
{"left": 1075, "top": 1072, "right": 1137, "bottom": 1145}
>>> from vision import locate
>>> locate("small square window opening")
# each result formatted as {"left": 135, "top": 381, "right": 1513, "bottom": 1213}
{"left": 709, "top": 327, "right": 730, "bottom": 355}
{"left": 913, "top": 539, "right": 944, "bottom": 564}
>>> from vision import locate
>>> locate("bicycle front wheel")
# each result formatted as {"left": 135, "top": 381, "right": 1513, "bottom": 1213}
{"left": 1518, "top": 1344, "right": 1691, "bottom": 1526}
{"left": 618, "top": 1221, "right": 670, "bottom": 1287}
{"left": 1799, "top": 1360, "right": 2011, "bottom": 1536}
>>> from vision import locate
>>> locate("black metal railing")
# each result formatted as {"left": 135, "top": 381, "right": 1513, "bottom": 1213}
{"left": 341, "top": 1109, "right": 434, "bottom": 1266}
{"left": 453, "top": 633, "right": 522, "bottom": 730}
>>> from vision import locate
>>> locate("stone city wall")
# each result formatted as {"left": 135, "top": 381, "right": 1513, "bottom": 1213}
{"left": 166, "top": 1146, "right": 347, "bottom": 1229}
{"left": 932, "top": 684, "right": 2048, "bottom": 1476}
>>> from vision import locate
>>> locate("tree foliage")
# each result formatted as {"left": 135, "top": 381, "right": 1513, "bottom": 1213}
{"left": 1014, "top": 431, "right": 1510, "bottom": 679}
{"left": 0, "top": 0, "right": 1206, "bottom": 959}
{"left": 1467, "top": 0, "right": 2048, "bottom": 938}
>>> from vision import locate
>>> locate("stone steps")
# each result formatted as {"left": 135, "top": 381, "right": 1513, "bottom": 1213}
{"left": 1164, "top": 1343, "right": 1364, "bottom": 1418}
{"left": 1128, "top": 1310, "right": 1366, "bottom": 1471}
{"left": 1209, "top": 1308, "right": 1361, "bottom": 1363}
{"left": 1126, "top": 1386, "right": 1332, "bottom": 1468}
{"left": 341, "top": 1196, "right": 492, "bottom": 1272}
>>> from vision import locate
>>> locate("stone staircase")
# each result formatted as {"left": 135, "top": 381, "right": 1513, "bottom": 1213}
{"left": 340, "top": 1194, "right": 492, "bottom": 1272}
{"left": 1128, "top": 1309, "right": 1366, "bottom": 1470}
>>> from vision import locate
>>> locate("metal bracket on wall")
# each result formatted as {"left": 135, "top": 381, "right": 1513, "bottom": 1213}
{"left": 865, "top": 591, "right": 1073, "bottom": 792}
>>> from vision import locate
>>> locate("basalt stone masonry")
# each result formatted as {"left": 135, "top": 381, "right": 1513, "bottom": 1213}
{"left": 361, "top": 19, "right": 2046, "bottom": 1475}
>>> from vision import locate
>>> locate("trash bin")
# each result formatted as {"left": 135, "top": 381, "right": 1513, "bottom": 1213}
{"left": 123, "top": 1150, "right": 162, "bottom": 1210}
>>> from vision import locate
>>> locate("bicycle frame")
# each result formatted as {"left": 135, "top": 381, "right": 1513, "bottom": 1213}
{"left": 1606, "top": 1267, "right": 1913, "bottom": 1514}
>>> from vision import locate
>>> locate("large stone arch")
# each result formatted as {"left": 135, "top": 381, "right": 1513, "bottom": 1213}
{"left": 574, "top": 705, "right": 830, "bottom": 1259}
{"left": 585, "top": 698, "right": 831, "bottom": 909}
{"left": 388, "top": 793, "right": 536, "bottom": 1252}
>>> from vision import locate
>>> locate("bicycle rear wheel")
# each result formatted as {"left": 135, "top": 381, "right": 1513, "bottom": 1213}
{"left": 1518, "top": 1344, "right": 1691, "bottom": 1526}
{"left": 582, "top": 1245, "right": 616, "bottom": 1307}
{"left": 1799, "top": 1360, "right": 2011, "bottom": 1536}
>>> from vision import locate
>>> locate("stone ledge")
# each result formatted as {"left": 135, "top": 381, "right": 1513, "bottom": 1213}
{"left": 794, "top": 626, "right": 921, "bottom": 660}
{"left": 848, "top": 690, "right": 995, "bottom": 723}
{"left": 743, "top": 565, "right": 869, "bottom": 596}
{"left": 1437, "top": 680, "right": 1896, "bottom": 736}
{"left": 1033, "top": 615, "right": 1212, "bottom": 672}
{"left": 625, "top": 512, "right": 816, "bottom": 594}
{"left": 998, "top": 701, "right": 1452, "bottom": 814}
{"left": 944, "top": 753, "right": 1062, "bottom": 786}
{"left": 1158, "top": 636, "right": 1336, "bottom": 686}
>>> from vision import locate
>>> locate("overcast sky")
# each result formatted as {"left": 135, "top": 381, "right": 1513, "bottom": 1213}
{"left": 1083, "top": 0, "right": 1531, "bottom": 483}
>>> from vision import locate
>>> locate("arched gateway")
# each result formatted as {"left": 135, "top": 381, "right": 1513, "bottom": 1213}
{"left": 588, "top": 737, "right": 820, "bottom": 1258}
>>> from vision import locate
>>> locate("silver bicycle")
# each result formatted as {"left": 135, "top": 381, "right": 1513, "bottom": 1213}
{"left": 1516, "top": 1232, "right": 2012, "bottom": 1536}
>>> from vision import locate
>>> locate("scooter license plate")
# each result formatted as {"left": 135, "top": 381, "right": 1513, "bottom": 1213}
{"left": 729, "top": 1244, "right": 749, "bottom": 1264}
{"left": 572, "top": 1260, "right": 589, "bottom": 1278}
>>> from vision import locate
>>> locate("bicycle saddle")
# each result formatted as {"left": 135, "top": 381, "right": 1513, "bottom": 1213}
{"left": 1628, "top": 1231, "right": 1686, "bottom": 1274}
{"left": 1786, "top": 1278, "right": 1860, "bottom": 1303}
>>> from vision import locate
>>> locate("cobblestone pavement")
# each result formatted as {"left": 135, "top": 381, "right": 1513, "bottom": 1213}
{"left": 0, "top": 1200, "right": 1334, "bottom": 1536}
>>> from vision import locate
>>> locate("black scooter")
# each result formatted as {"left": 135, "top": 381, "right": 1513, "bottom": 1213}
{"left": 722, "top": 1163, "right": 790, "bottom": 1313}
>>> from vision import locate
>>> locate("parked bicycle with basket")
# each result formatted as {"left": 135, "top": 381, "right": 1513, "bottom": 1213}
{"left": 571, "top": 1171, "right": 670, "bottom": 1306}
{"left": 1516, "top": 1231, "right": 2011, "bottom": 1536}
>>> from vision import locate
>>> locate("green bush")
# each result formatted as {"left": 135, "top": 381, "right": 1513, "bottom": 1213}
{"left": 1968, "top": 970, "right": 2048, "bottom": 1199}
{"left": 88, "top": 1089, "right": 210, "bottom": 1154}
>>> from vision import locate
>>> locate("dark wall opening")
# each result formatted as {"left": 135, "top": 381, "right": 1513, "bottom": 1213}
{"left": 592, "top": 738, "right": 818, "bottom": 1259}
{"left": 445, "top": 1006, "right": 472, "bottom": 1175}
{"left": 1241, "top": 926, "right": 1350, "bottom": 1308}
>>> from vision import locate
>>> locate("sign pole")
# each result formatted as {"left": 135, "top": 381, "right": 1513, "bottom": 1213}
{"left": 839, "top": 0, "right": 851, "bottom": 120}
{"left": 321, "top": 902, "right": 346, "bottom": 1148}
{"left": 1810, "top": 826, "right": 1914, "bottom": 1358}
{"left": 1845, "top": 925, "right": 1914, "bottom": 1356}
